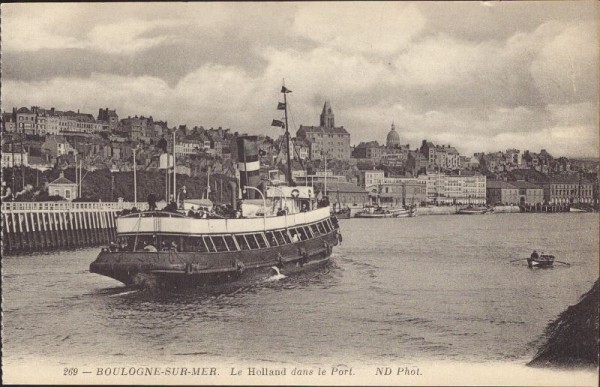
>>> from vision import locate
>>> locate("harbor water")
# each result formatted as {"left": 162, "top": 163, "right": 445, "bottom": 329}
{"left": 2, "top": 213, "right": 598, "bottom": 382}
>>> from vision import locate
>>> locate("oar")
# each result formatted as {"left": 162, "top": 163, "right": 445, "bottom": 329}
{"left": 509, "top": 258, "right": 528, "bottom": 263}
{"left": 555, "top": 261, "right": 571, "bottom": 266}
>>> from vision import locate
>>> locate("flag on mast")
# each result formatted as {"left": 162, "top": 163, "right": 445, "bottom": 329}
{"left": 281, "top": 86, "right": 292, "bottom": 93}
{"left": 271, "top": 119, "right": 285, "bottom": 128}
{"left": 277, "top": 102, "right": 286, "bottom": 110}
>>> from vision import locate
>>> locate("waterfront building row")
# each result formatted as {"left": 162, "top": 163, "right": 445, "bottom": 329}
{"left": 359, "top": 170, "right": 487, "bottom": 205}
{"left": 487, "top": 178, "right": 594, "bottom": 205}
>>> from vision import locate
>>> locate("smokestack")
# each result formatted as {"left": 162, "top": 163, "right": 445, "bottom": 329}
{"left": 236, "top": 136, "right": 260, "bottom": 199}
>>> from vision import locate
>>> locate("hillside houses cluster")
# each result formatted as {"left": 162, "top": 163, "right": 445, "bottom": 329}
{"left": 2, "top": 102, "right": 598, "bottom": 207}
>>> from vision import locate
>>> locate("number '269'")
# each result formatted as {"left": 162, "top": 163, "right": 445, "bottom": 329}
{"left": 64, "top": 368, "right": 78, "bottom": 376}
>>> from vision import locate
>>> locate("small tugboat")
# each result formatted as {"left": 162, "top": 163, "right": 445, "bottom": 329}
{"left": 90, "top": 85, "right": 341, "bottom": 287}
{"left": 527, "top": 251, "right": 555, "bottom": 268}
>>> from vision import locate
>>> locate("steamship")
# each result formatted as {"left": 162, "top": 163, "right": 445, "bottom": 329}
{"left": 89, "top": 85, "right": 341, "bottom": 287}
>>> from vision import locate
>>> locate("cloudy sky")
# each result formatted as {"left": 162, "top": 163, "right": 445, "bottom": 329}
{"left": 2, "top": 2, "right": 598, "bottom": 157}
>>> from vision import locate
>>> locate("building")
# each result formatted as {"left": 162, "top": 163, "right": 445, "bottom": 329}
{"left": 296, "top": 101, "right": 351, "bottom": 160}
{"left": 292, "top": 138, "right": 310, "bottom": 161}
{"left": 316, "top": 181, "right": 368, "bottom": 207}
{"left": 175, "top": 137, "right": 203, "bottom": 155}
{"left": 352, "top": 141, "right": 385, "bottom": 161}
{"left": 1, "top": 144, "right": 29, "bottom": 168}
{"left": 358, "top": 170, "right": 385, "bottom": 188}
{"left": 419, "top": 140, "right": 461, "bottom": 171}
{"left": 539, "top": 175, "right": 594, "bottom": 204}
{"left": 417, "top": 173, "right": 486, "bottom": 205}
{"left": 41, "top": 135, "right": 77, "bottom": 159}
{"left": 386, "top": 122, "right": 401, "bottom": 147}
{"left": 406, "top": 150, "right": 428, "bottom": 175}
{"left": 120, "top": 115, "right": 154, "bottom": 142}
{"left": 510, "top": 180, "right": 544, "bottom": 205}
{"left": 97, "top": 108, "right": 119, "bottom": 131}
{"left": 15, "top": 107, "right": 37, "bottom": 134}
{"left": 486, "top": 180, "right": 519, "bottom": 205}
{"left": 2, "top": 112, "right": 17, "bottom": 132}
{"left": 375, "top": 178, "right": 426, "bottom": 207}
{"left": 48, "top": 172, "right": 78, "bottom": 201}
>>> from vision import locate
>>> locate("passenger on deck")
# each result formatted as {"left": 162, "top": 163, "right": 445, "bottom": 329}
{"left": 291, "top": 233, "right": 299, "bottom": 243}
{"left": 188, "top": 207, "right": 196, "bottom": 217}
{"left": 171, "top": 241, "right": 178, "bottom": 252}
{"left": 300, "top": 203, "right": 308, "bottom": 212}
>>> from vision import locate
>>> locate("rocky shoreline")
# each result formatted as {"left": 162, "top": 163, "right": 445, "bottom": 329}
{"left": 528, "top": 279, "right": 599, "bottom": 368}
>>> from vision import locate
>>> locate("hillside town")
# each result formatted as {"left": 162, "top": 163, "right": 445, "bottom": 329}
{"left": 2, "top": 103, "right": 599, "bottom": 209}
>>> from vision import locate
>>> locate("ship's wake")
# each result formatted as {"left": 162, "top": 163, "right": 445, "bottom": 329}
{"left": 109, "top": 289, "right": 140, "bottom": 297}
{"left": 264, "top": 266, "right": 287, "bottom": 282}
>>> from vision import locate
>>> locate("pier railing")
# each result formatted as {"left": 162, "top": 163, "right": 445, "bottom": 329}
{"left": 2, "top": 201, "right": 147, "bottom": 254}
{"left": 2, "top": 201, "right": 148, "bottom": 212}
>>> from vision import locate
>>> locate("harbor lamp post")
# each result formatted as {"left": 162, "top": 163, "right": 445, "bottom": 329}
{"left": 243, "top": 186, "right": 266, "bottom": 220}
{"left": 110, "top": 166, "right": 118, "bottom": 202}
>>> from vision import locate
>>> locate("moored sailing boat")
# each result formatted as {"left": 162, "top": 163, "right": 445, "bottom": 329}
{"left": 89, "top": 85, "right": 342, "bottom": 287}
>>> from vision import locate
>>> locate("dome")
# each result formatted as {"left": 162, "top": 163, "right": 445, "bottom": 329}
{"left": 386, "top": 122, "right": 400, "bottom": 147}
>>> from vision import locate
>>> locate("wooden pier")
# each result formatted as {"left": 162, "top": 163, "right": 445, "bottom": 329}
{"left": 1, "top": 201, "right": 145, "bottom": 254}
{"left": 519, "top": 203, "right": 571, "bottom": 213}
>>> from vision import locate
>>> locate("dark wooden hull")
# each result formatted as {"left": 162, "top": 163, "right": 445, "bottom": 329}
{"left": 90, "top": 229, "right": 339, "bottom": 287}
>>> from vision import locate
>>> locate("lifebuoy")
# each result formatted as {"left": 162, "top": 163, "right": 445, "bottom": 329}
{"left": 291, "top": 189, "right": 300, "bottom": 198}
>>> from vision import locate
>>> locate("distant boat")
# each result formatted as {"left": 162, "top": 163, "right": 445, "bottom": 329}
{"left": 527, "top": 254, "right": 555, "bottom": 268}
{"left": 457, "top": 205, "right": 488, "bottom": 215}
{"left": 355, "top": 205, "right": 413, "bottom": 218}
{"left": 569, "top": 204, "right": 592, "bottom": 213}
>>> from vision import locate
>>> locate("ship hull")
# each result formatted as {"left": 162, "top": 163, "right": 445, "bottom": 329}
{"left": 90, "top": 229, "right": 339, "bottom": 287}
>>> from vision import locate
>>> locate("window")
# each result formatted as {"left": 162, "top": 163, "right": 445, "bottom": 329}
{"left": 311, "top": 224, "right": 320, "bottom": 235}
{"left": 235, "top": 235, "right": 250, "bottom": 250}
{"left": 203, "top": 236, "right": 216, "bottom": 252}
{"left": 223, "top": 235, "right": 237, "bottom": 251}
{"left": 246, "top": 234, "right": 259, "bottom": 249}
{"left": 274, "top": 231, "right": 286, "bottom": 245}
{"left": 212, "top": 236, "right": 228, "bottom": 252}
{"left": 256, "top": 233, "right": 268, "bottom": 249}
{"left": 296, "top": 227, "right": 308, "bottom": 241}
{"left": 192, "top": 237, "right": 207, "bottom": 252}
{"left": 317, "top": 222, "right": 326, "bottom": 234}
{"left": 266, "top": 231, "right": 278, "bottom": 246}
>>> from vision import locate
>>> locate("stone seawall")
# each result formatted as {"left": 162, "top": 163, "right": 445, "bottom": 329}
{"left": 416, "top": 206, "right": 459, "bottom": 216}
{"left": 492, "top": 205, "right": 521, "bottom": 213}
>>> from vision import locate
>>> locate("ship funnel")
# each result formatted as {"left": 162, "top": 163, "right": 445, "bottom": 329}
{"left": 237, "top": 136, "right": 261, "bottom": 199}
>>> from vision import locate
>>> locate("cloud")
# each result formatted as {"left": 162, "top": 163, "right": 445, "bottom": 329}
{"left": 292, "top": 2, "right": 426, "bottom": 54}
{"left": 1, "top": 2, "right": 598, "bottom": 158}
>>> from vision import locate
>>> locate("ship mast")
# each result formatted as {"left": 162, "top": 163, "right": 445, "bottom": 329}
{"left": 282, "top": 84, "right": 294, "bottom": 186}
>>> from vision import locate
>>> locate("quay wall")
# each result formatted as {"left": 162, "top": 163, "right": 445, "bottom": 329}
{"left": 492, "top": 205, "right": 521, "bottom": 213}
{"left": 1, "top": 201, "right": 146, "bottom": 255}
{"left": 416, "top": 206, "right": 459, "bottom": 216}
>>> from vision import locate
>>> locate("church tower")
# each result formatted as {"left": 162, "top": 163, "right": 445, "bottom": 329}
{"left": 320, "top": 101, "right": 335, "bottom": 129}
